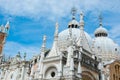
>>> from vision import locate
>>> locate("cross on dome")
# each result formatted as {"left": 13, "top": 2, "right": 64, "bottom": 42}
{"left": 99, "top": 14, "right": 103, "bottom": 27}
{"left": 68, "top": 7, "right": 79, "bottom": 28}
{"left": 71, "top": 7, "right": 77, "bottom": 19}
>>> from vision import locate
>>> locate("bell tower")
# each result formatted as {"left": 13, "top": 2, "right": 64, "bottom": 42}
{"left": 0, "top": 21, "right": 10, "bottom": 63}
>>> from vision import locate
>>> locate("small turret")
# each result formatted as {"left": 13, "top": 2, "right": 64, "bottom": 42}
{"left": 0, "top": 21, "right": 10, "bottom": 34}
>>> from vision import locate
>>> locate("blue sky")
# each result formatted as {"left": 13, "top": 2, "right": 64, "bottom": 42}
{"left": 0, "top": 0, "right": 120, "bottom": 59}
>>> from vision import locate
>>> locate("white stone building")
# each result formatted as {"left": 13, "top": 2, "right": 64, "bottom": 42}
{"left": 0, "top": 8, "right": 120, "bottom": 80}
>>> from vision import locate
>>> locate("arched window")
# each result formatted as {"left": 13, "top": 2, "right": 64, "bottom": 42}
{"left": 75, "top": 25, "right": 77, "bottom": 28}
{"left": 72, "top": 24, "right": 74, "bottom": 28}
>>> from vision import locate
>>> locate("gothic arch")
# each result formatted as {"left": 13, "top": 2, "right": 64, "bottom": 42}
{"left": 82, "top": 71, "right": 96, "bottom": 80}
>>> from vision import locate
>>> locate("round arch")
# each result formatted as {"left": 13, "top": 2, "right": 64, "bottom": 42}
{"left": 82, "top": 71, "right": 96, "bottom": 80}
{"left": 44, "top": 66, "right": 58, "bottom": 79}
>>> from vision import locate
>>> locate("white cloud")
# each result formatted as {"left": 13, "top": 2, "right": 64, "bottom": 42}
{"left": 0, "top": 0, "right": 120, "bottom": 19}
{"left": 0, "top": 0, "right": 120, "bottom": 57}
{"left": 3, "top": 41, "right": 40, "bottom": 59}
{"left": 109, "top": 25, "right": 120, "bottom": 44}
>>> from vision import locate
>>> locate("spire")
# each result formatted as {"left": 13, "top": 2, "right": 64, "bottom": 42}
{"left": 17, "top": 51, "right": 21, "bottom": 58}
{"left": 54, "top": 22, "right": 59, "bottom": 41}
{"left": 46, "top": 22, "right": 60, "bottom": 57}
{"left": 78, "top": 12, "right": 84, "bottom": 47}
{"left": 16, "top": 51, "right": 21, "bottom": 61}
{"left": 80, "top": 12, "right": 84, "bottom": 29}
{"left": 0, "top": 21, "right": 10, "bottom": 34}
{"left": 41, "top": 35, "right": 46, "bottom": 52}
{"left": 5, "top": 21, "right": 10, "bottom": 30}
{"left": 71, "top": 7, "right": 77, "bottom": 20}
{"left": 24, "top": 52, "right": 26, "bottom": 61}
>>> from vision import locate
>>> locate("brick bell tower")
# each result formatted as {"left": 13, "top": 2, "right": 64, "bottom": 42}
{"left": 0, "top": 21, "right": 10, "bottom": 63}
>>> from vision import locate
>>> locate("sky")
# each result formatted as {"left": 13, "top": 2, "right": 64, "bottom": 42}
{"left": 0, "top": 0, "right": 120, "bottom": 59}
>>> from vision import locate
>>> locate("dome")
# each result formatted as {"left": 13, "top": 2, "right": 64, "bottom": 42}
{"left": 93, "top": 37, "right": 120, "bottom": 61}
{"left": 94, "top": 18, "right": 120, "bottom": 61}
{"left": 68, "top": 19, "right": 79, "bottom": 28}
{"left": 58, "top": 28, "right": 92, "bottom": 51}
{"left": 94, "top": 27, "right": 108, "bottom": 37}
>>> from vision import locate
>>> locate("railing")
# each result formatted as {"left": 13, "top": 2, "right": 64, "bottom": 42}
{"left": 81, "top": 53, "right": 99, "bottom": 72}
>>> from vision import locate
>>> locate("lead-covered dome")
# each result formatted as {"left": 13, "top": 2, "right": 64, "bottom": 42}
{"left": 58, "top": 28, "right": 92, "bottom": 51}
